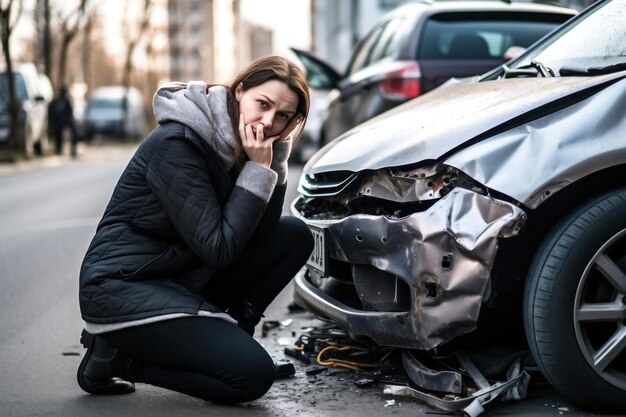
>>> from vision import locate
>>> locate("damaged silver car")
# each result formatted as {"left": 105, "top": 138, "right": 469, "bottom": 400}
{"left": 291, "top": 0, "right": 626, "bottom": 412}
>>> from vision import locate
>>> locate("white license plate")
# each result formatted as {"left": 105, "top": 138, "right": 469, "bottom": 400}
{"left": 307, "top": 225, "right": 327, "bottom": 276}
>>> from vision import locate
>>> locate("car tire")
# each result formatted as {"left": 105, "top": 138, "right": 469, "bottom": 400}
{"left": 524, "top": 188, "right": 626, "bottom": 412}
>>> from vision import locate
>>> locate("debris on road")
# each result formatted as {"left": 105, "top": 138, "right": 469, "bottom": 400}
{"left": 279, "top": 324, "right": 533, "bottom": 417}
{"left": 384, "top": 399, "right": 396, "bottom": 407}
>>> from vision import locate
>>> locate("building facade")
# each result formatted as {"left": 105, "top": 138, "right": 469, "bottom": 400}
{"left": 168, "top": 0, "right": 272, "bottom": 83}
{"left": 168, "top": 0, "right": 216, "bottom": 82}
{"left": 310, "top": 0, "right": 404, "bottom": 72}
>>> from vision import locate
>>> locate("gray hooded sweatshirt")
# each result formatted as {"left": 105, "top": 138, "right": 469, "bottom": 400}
{"left": 83, "top": 82, "right": 293, "bottom": 334}
{"left": 153, "top": 81, "right": 292, "bottom": 201}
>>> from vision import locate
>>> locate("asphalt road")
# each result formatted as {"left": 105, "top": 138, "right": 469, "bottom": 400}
{"left": 0, "top": 142, "right": 620, "bottom": 417}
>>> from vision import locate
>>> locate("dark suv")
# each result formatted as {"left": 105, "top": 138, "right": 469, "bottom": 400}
{"left": 293, "top": 0, "right": 576, "bottom": 146}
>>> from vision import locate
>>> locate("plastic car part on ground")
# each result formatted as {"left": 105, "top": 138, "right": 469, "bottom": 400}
{"left": 277, "top": 324, "right": 530, "bottom": 417}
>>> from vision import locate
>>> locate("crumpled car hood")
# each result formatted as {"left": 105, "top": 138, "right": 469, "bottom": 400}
{"left": 306, "top": 72, "right": 625, "bottom": 175}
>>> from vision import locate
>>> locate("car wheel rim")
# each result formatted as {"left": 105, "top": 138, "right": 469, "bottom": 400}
{"left": 574, "top": 227, "right": 626, "bottom": 391}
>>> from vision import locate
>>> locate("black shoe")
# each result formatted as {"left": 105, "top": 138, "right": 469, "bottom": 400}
{"left": 274, "top": 361, "right": 295, "bottom": 379}
{"left": 227, "top": 299, "right": 265, "bottom": 336}
{"left": 77, "top": 329, "right": 136, "bottom": 395}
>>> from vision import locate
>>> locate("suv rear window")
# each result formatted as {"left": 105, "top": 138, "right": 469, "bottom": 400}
{"left": 418, "top": 12, "right": 567, "bottom": 60}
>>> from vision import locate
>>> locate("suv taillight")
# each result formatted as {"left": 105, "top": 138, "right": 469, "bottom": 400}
{"left": 378, "top": 61, "right": 421, "bottom": 100}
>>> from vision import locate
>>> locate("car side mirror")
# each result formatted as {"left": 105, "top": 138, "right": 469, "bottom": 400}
{"left": 503, "top": 46, "right": 526, "bottom": 62}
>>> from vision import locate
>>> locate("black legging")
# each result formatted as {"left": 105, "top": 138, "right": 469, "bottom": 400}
{"left": 202, "top": 215, "right": 314, "bottom": 312}
{"left": 100, "top": 216, "right": 314, "bottom": 403}
{"left": 101, "top": 317, "right": 274, "bottom": 403}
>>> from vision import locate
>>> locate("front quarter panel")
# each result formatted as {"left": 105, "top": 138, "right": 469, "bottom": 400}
{"left": 445, "top": 75, "right": 626, "bottom": 208}
{"left": 305, "top": 73, "right": 626, "bottom": 176}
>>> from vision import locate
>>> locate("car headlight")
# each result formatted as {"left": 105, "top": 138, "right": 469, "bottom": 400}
{"left": 358, "top": 164, "right": 484, "bottom": 203}
{"left": 295, "top": 164, "right": 487, "bottom": 220}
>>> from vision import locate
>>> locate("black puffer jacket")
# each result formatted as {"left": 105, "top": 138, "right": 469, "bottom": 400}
{"left": 79, "top": 118, "right": 286, "bottom": 325}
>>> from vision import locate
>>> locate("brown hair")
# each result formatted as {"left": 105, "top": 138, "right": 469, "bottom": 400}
{"left": 223, "top": 56, "right": 310, "bottom": 165}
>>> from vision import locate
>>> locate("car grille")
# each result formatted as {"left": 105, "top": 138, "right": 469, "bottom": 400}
{"left": 297, "top": 170, "right": 358, "bottom": 197}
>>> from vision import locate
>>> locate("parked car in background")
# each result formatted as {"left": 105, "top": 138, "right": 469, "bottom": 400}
{"left": 81, "top": 86, "right": 145, "bottom": 141}
{"left": 0, "top": 63, "right": 53, "bottom": 156}
{"left": 292, "top": 0, "right": 626, "bottom": 412}
{"left": 293, "top": 0, "right": 576, "bottom": 148}
{"left": 290, "top": 88, "right": 327, "bottom": 164}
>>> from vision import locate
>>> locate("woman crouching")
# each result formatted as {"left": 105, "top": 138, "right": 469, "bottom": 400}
{"left": 76, "top": 55, "right": 313, "bottom": 404}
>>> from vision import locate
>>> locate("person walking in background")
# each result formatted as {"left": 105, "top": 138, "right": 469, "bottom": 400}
{"left": 48, "top": 86, "right": 78, "bottom": 156}
{"left": 76, "top": 55, "right": 313, "bottom": 404}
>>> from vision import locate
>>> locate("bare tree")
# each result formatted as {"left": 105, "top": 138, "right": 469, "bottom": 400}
{"left": 0, "top": 0, "right": 25, "bottom": 156}
{"left": 55, "top": 0, "right": 88, "bottom": 88}
{"left": 86, "top": 14, "right": 121, "bottom": 91}
{"left": 121, "top": 0, "right": 152, "bottom": 89}
{"left": 141, "top": 21, "right": 162, "bottom": 129}
{"left": 81, "top": 8, "right": 94, "bottom": 93}
{"left": 35, "top": 0, "right": 51, "bottom": 80}
{"left": 117, "top": 0, "right": 152, "bottom": 141}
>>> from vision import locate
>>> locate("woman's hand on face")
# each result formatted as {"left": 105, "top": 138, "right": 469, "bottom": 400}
{"left": 239, "top": 114, "right": 280, "bottom": 168}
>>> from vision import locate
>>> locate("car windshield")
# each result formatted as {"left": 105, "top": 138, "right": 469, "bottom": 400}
{"left": 512, "top": 1, "right": 626, "bottom": 74}
{"left": 0, "top": 73, "right": 28, "bottom": 102}
{"left": 88, "top": 98, "right": 123, "bottom": 110}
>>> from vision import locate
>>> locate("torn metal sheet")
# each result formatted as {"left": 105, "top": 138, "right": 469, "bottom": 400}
{"left": 292, "top": 187, "right": 526, "bottom": 349}
{"left": 358, "top": 166, "right": 456, "bottom": 203}
{"left": 456, "top": 352, "right": 491, "bottom": 390}
{"left": 355, "top": 165, "right": 486, "bottom": 206}
{"left": 446, "top": 76, "right": 626, "bottom": 208}
{"left": 402, "top": 350, "right": 462, "bottom": 394}
{"left": 384, "top": 350, "right": 530, "bottom": 417}
{"left": 501, "top": 357, "right": 530, "bottom": 402}
{"left": 383, "top": 369, "right": 530, "bottom": 417}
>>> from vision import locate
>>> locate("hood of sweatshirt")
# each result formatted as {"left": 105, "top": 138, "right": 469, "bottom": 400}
{"left": 153, "top": 81, "right": 238, "bottom": 169}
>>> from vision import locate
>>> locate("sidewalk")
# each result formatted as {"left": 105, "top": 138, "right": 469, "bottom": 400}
{"left": 0, "top": 140, "right": 138, "bottom": 177}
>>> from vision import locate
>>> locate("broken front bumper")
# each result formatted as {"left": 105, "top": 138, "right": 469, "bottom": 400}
{"left": 291, "top": 187, "right": 526, "bottom": 350}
